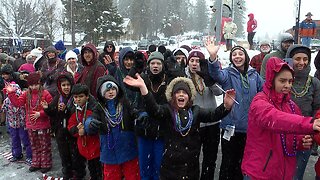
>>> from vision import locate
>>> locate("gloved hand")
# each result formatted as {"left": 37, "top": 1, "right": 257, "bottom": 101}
{"left": 196, "top": 61, "right": 216, "bottom": 87}
{"left": 135, "top": 113, "right": 150, "bottom": 129}
{"left": 128, "top": 51, "right": 146, "bottom": 78}
{"left": 90, "top": 119, "right": 102, "bottom": 130}
{"left": 164, "top": 55, "right": 186, "bottom": 79}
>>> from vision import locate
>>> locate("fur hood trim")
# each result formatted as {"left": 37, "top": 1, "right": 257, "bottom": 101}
{"left": 165, "top": 77, "right": 197, "bottom": 102}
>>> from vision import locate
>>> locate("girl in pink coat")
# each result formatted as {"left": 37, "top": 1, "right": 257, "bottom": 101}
{"left": 5, "top": 72, "right": 53, "bottom": 173}
{"left": 241, "top": 57, "right": 320, "bottom": 179}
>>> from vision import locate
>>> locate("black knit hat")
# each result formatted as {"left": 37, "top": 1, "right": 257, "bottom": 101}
{"left": 1, "top": 64, "right": 13, "bottom": 74}
{"left": 172, "top": 81, "right": 191, "bottom": 98}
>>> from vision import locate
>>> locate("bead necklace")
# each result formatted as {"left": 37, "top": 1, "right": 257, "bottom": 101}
{"left": 107, "top": 125, "right": 120, "bottom": 149}
{"left": 291, "top": 76, "right": 312, "bottom": 98}
{"left": 149, "top": 75, "right": 166, "bottom": 93}
{"left": 191, "top": 75, "right": 204, "bottom": 95}
{"left": 280, "top": 100, "right": 297, "bottom": 157}
{"left": 240, "top": 73, "right": 250, "bottom": 89}
{"left": 75, "top": 102, "right": 88, "bottom": 147}
{"left": 102, "top": 103, "right": 123, "bottom": 127}
{"left": 27, "top": 88, "right": 42, "bottom": 125}
{"left": 173, "top": 109, "right": 193, "bottom": 137}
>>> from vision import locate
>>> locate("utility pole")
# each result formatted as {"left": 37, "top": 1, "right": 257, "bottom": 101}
{"left": 71, "top": 0, "right": 76, "bottom": 48}
{"left": 215, "top": 0, "right": 223, "bottom": 44}
{"left": 294, "top": 0, "right": 302, "bottom": 44}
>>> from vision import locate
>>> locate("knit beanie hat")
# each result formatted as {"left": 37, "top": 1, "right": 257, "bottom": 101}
{"left": 187, "top": 50, "right": 205, "bottom": 65}
{"left": 173, "top": 48, "right": 189, "bottom": 59}
{"left": 289, "top": 46, "right": 311, "bottom": 61}
{"left": 65, "top": 50, "right": 78, "bottom": 61}
{"left": 54, "top": 40, "right": 66, "bottom": 51}
{"left": 180, "top": 45, "right": 192, "bottom": 52}
{"left": 147, "top": 51, "right": 164, "bottom": 64}
{"left": 1, "top": 64, "right": 13, "bottom": 74}
{"left": 27, "top": 72, "right": 41, "bottom": 86}
{"left": 172, "top": 81, "right": 191, "bottom": 98}
{"left": 100, "top": 81, "right": 119, "bottom": 97}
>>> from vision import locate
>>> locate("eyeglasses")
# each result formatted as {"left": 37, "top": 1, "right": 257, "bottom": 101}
{"left": 107, "top": 45, "right": 113, "bottom": 48}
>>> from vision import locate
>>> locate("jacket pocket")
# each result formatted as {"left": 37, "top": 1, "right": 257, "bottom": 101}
{"left": 263, "top": 150, "right": 272, "bottom": 172}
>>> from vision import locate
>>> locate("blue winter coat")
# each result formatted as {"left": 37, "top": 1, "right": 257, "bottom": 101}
{"left": 208, "top": 60, "right": 263, "bottom": 132}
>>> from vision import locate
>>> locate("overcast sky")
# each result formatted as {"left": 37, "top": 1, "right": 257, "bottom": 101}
{"left": 245, "top": 0, "right": 319, "bottom": 39}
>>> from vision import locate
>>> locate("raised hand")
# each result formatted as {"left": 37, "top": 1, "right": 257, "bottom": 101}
{"left": 205, "top": 40, "right": 220, "bottom": 61}
{"left": 223, "top": 89, "right": 236, "bottom": 110}
{"left": 4, "top": 82, "right": 16, "bottom": 93}
{"left": 313, "top": 118, "right": 320, "bottom": 131}
{"left": 104, "top": 55, "right": 113, "bottom": 65}
{"left": 58, "top": 103, "right": 66, "bottom": 111}
{"left": 123, "top": 74, "right": 148, "bottom": 95}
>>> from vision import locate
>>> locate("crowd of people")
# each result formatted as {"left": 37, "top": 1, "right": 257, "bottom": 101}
{"left": 0, "top": 12, "right": 319, "bottom": 180}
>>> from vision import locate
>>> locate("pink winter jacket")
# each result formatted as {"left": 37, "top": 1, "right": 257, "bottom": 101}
{"left": 241, "top": 57, "right": 315, "bottom": 180}
{"left": 8, "top": 89, "right": 52, "bottom": 130}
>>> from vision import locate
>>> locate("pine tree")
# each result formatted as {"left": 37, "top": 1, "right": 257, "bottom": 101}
{"left": 194, "top": 0, "right": 209, "bottom": 33}
{"left": 61, "top": 0, "right": 123, "bottom": 45}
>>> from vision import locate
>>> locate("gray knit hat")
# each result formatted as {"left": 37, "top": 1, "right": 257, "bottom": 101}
{"left": 100, "top": 81, "right": 119, "bottom": 97}
{"left": 147, "top": 51, "right": 164, "bottom": 64}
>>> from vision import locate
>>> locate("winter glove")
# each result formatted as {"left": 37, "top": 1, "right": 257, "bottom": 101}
{"left": 128, "top": 51, "right": 146, "bottom": 78}
{"left": 164, "top": 55, "right": 186, "bottom": 80}
{"left": 135, "top": 113, "right": 150, "bottom": 129}
{"left": 90, "top": 119, "right": 102, "bottom": 130}
{"left": 196, "top": 60, "right": 216, "bottom": 87}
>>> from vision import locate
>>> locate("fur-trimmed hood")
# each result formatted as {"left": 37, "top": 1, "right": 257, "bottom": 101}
{"left": 165, "top": 77, "right": 197, "bottom": 102}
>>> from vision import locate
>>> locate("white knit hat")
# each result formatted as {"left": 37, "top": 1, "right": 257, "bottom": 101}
{"left": 65, "top": 50, "right": 78, "bottom": 61}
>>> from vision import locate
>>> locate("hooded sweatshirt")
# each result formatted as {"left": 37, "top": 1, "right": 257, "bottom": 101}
{"left": 285, "top": 44, "right": 320, "bottom": 117}
{"left": 76, "top": 43, "right": 106, "bottom": 98}
{"left": 241, "top": 57, "right": 315, "bottom": 180}
{"left": 247, "top": 13, "right": 257, "bottom": 33}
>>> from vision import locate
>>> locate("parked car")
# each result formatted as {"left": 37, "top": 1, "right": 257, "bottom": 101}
{"left": 191, "top": 40, "right": 204, "bottom": 49}
{"left": 119, "top": 41, "right": 138, "bottom": 51}
{"left": 138, "top": 39, "right": 152, "bottom": 50}
{"left": 310, "top": 39, "right": 320, "bottom": 52}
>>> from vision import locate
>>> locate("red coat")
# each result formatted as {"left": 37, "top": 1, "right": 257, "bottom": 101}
{"left": 8, "top": 89, "right": 52, "bottom": 130}
{"left": 242, "top": 57, "right": 314, "bottom": 180}
{"left": 247, "top": 13, "right": 257, "bottom": 33}
{"left": 250, "top": 52, "right": 266, "bottom": 74}
{"left": 68, "top": 109, "right": 100, "bottom": 160}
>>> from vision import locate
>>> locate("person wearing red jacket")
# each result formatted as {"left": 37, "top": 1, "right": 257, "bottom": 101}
{"left": 241, "top": 57, "right": 320, "bottom": 179}
{"left": 67, "top": 83, "right": 101, "bottom": 180}
{"left": 5, "top": 72, "right": 53, "bottom": 173}
{"left": 247, "top": 13, "right": 257, "bottom": 50}
{"left": 314, "top": 111, "right": 320, "bottom": 180}
{"left": 249, "top": 41, "right": 271, "bottom": 74}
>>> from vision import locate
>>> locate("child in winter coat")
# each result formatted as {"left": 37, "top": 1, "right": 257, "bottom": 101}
{"left": 124, "top": 75, "right": 235, "bottom": 179}
{"left": 67, "top": 83, "right": 101, "bottom": 180}
{"left": 314, "top": 110, "right": 320, "bottom": 180}
{"left": 43, "top": 72, "right": 86, "bottom": 179}
{"left": 4, "top": 72, "right": 53, "bottom": 173}
{"left": 86, "top": 75, "right": 140, "bottom": 180}
{"left": 1, "top": 82, "right": 32, "bottom": 164}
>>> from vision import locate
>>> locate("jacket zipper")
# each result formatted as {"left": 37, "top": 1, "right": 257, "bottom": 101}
{"left": 263, "top": 150, "right": 272, "bottom": 172}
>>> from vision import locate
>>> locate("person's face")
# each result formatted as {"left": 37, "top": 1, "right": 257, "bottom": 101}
{"left": 188, "top": 57, "right": 201, "bottom": 74}
{"left": 149, "top": 59, "right": 163, "bottom": 74}
{"left": 83, "top": 50, "right": 94, "bottom": 63}
{"left": 175, "top": 55, "right": 186, "bottom": 65}
{"left": 0, "top": 48, "right": 3, "bottom": 53}
{"left": 123, "top": 56, "right": 134, "bottom": 69}
{"left": 23, "top": 51, "right": 30, "bottom": 58}
{"left": 47, "top": 52, "right": 56, "bottom": 59}
{"left": 106, "top": 45, "right": 113, "bottom": 52}
{"left": 1, "top": 73, "right": 10, "bottom": 80}
{"left": 67, "top": 58, "right": 77, "bottom": 67}
{"left": 292, "top": 53, "right": 309, "bottom": 71}
{"left": 60, "top": 80, "right": 71, "bottom": 96}
{"left": 174, "top": 90, "right": 190, "bottom": 109}
{"left": 73, "top": 93, "right": 89, "bottom": 107}
{"left": 274, "top": 69, "right": 293, "bottom": 94}
{"left": 29, "top": 84, "right": 40, "bottom": 91}
{"left": 260, "top": 44, "right": 271, "bottom": 53}
{"left": 104, "top": 87, "right": 117, "bottom": 100}
{"left": 281, "top": 41, "right": 294, "bottom": 52}
{"left": 231, "top": 49, "right": 246, "bottom": 71}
